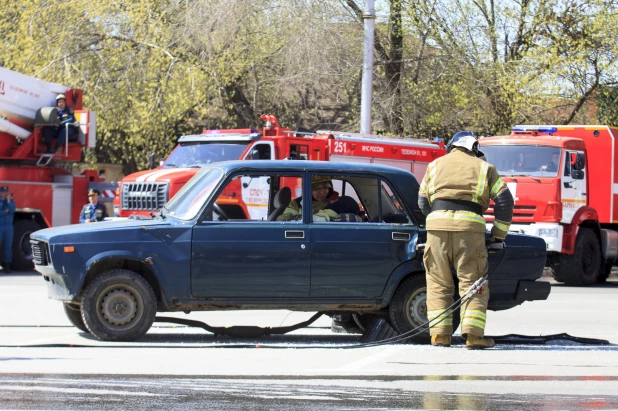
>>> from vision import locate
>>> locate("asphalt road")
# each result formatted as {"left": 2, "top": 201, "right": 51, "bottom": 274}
{"left": 1, "top": 272, "right": 617, "bottom": 410}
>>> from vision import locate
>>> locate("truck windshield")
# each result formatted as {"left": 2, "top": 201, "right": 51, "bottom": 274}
{"left": 482, "top": 145, "right": 562, "bottom": 177}
{"left": 162, "top": 143, "right": 249, "bottom": 168}
{"left": 165, "top": 167, "right": 224, "bottom": 220}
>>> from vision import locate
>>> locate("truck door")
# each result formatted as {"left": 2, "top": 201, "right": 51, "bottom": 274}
{"left": 561, "top": 150, "right": 586, "bottom": 223}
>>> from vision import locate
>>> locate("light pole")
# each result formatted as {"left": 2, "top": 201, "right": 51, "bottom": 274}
{"left": 360, "top": 0, "right": 375, "bottom": 135}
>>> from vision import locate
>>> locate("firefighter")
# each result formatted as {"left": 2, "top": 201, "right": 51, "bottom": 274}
{"left": 277, "top": 175, "right": 340, "bottom": 221}
{"left": 418, "top": 131, "right": 514, "bottom": 349}
{"left": 79, "top": 189, "right": 108, "bottom": 223}
{"left": 0, "top": 186, "right": 15, "bottom": 274}
{"left": 43, "top": 94, "right": 78, "bottom": 153}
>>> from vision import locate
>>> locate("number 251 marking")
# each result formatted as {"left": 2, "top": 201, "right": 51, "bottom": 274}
{"left": 334, "top": 141, "right": 347, "bottom": 153}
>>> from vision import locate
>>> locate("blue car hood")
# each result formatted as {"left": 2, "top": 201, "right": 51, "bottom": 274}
{"left": 31, "top": 218, "right": 172, "bottom": 242}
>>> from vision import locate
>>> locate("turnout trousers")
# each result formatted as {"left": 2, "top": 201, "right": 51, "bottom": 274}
{"left": 423, "top": 230, "right": 489, "bottom": 337}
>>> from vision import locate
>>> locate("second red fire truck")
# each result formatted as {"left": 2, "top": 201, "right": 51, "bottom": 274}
{"left": 115, "top": 115, "right": 447, "bottom": 220}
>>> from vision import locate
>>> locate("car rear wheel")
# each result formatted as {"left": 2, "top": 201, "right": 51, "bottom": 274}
{"left": 81, "top": 269, "right": 157, "bottom": 341}
{"left": 63, "top": 303, "right": 89, "bottom": 333}
{"left": 389, "top": 274, "right": 461, "bottom": 344}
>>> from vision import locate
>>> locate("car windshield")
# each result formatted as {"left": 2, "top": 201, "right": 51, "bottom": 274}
{"left": 165, "top": 167, "right": 225, "bottom": 220}
{"left": 162, "top": 143, "right": 249, "bottom": 168}
{"left": 482, "top": 145, "right": 562, "bottom": 177}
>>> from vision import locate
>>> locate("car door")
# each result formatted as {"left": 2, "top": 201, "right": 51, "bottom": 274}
{"left": 309, "top": 175, "right": 420, "bottom": 298}
{"left": 191, "top": 172, "right": 311, "bottom": 298}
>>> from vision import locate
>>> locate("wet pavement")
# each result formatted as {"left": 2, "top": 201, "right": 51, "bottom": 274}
{"left": 1, "top": 374, "right": 618, "bottom": 410}
{"left": 1, "top": 273, "right": 617, "bottom": 410}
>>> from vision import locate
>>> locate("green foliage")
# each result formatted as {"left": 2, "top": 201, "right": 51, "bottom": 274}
{"left": 2, "top": 0, "right": 618, "bottom": 173}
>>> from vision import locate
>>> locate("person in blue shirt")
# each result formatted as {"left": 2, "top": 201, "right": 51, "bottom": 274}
{"left": 79, "top": 189, "right": 108, "bottom": 223}
{"left": 43, "top": 94, "right": 78, "bottom": 153}
{"left": 0, "top": 186, "right": 15, "bottom": 273}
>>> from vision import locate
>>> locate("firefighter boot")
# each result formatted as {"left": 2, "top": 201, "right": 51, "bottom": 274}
{"left": 466, "top": 334, "right": 495, "bottom": 350}
{"left": 3, "top": 263, "right": 12, "bottom": 274}
{"left": 431, "top": 334, "right": 451, "bottom": 347}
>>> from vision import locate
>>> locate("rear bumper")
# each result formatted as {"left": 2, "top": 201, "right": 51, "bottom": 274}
{"left": 514, "top": 279, "right": 551, "bottom": 302}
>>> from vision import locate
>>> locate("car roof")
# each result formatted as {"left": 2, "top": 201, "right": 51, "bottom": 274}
{"left": 208, "top": 160, "right": 415, "bottom": 178}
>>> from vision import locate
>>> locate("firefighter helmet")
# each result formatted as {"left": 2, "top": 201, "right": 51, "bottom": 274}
{"left": 311, "top": 175, "right": 333, "bottom": 191}
{"left": 56, "top": 94, "right": 66, "bottom": 101}
{"left": 448, "top": 130, "right": 479, "bottom": 154}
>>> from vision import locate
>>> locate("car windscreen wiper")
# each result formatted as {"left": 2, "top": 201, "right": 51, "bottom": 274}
{"left": 510, "top": 173, "right": 541, "bottom": 182}
{"left": 163, "top": 163, "right": 177, "bottom": 168}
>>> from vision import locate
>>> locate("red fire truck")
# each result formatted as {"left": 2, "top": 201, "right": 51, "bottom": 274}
{"left": 479, "top": 125, "right": 618, "bottom": 286}
{"left": 0, "top": 67, "right": 107, "bottom": 270}
{"left": 115, "top": 114, "right": 446, "bottom": 220}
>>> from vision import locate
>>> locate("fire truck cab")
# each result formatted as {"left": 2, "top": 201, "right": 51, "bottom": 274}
{"left": 479, "top": 125, "right": 618, "bottom": 286}
{"left": 116, "top": 115, "right": 446, "bottom": 219}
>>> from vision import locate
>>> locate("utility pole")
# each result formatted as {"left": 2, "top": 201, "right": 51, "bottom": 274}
{"left": 360, "top": 0, "right": 375, "bottom": 135}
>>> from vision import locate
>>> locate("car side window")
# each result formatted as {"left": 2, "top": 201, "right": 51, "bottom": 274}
{"left": 311, "top": 175, "right": 413, "bottom": 225}
{"left": 208, "top": 173, "right": 303, "bottom": 222}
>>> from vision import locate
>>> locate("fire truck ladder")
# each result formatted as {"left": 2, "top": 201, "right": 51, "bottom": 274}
{"left": 36, "top": 153, "right": 55, "bottom": 167}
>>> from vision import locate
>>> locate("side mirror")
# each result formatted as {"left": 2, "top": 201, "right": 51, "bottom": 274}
{"left": 148, "top": 152, "right": 156, "bottom": 170}
{"left": 250, "top": 149, "right": 261, "bottom": 160}
{"left": 575, "top": 153, "right": 585, "bottom": 170}
{"left": 571, "top": 170, "right": 585, "bottom": 180}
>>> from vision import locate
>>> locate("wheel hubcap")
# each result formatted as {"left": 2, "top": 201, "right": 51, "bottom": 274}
{"left": 100, "top": 288, "right": 138, "bottom": 326}
{"left": 405, "top": 287, "right": 428, "bottom": 326}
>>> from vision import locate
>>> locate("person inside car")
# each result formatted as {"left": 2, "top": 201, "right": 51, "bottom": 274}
{"left": 278, "top": 175, "right": 339, "bottom": 221}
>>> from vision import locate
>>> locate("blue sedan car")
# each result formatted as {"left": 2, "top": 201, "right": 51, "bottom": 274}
{"left": 31, "top": 161, "right": 550, "bottom": 342}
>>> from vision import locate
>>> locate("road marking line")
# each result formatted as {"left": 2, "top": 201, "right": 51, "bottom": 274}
{"left": 338, "top": 347, "right": 398, "bottom": 371}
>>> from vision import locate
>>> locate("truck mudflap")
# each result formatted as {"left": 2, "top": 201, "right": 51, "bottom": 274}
{"left": 514, "top": 280, "right": 551, "bottom": 302}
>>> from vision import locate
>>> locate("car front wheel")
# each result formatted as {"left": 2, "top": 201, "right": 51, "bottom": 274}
{"left": 81, "top": 269, "right": 157, "bottom": 341}
{"left": 389, "top": 274, "right": 461, "bottom": 344}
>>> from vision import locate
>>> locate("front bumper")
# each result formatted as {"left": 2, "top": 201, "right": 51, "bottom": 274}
{"left": 514, "top": 279, "right": 551, "bottom": 302}
{"left": 37, "top": 265, "right": 74, "bottom": 301}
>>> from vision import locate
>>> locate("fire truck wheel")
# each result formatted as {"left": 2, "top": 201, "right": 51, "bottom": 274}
{"left": 557, "top": 228, "right": 601, "bottom": 286}
{"left": 11, "top": 220, "right": 42, "bottom": 271}
{"left": 598, "top": 263, "right": 612, "bottom": 283}
{"left": 388, "top": 274, "right": 461, "bottom": 344}
{"left": 81, "top": 269, "right": 157, "bottom": 341}
{"left": 63, "top": 303, "right": 89, "bottom": 333}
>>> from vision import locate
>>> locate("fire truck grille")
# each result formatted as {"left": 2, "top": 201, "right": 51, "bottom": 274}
{"left": 122, "top": 182, "right": 170, "bottom": 211}
{"left": 31, "top": 240, "right": 48, "bottom": 266}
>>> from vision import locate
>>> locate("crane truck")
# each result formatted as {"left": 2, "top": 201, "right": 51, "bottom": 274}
{"left": 0, "top": 67, "right": 109, "bottom": 270}
{"left": 479, "top": 125, "right": 618, "bottom": 286}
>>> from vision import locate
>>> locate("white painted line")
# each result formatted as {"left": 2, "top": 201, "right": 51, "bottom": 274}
{"left": 338, "top": 346, "right": 398, "bottom": 371}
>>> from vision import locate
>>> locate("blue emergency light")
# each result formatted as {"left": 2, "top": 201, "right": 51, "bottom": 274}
{"left": 433, "top": 137, "right": 443, "bottom": 143}
{"left": 512, "top": 126, "right": 558, "bottom": 133}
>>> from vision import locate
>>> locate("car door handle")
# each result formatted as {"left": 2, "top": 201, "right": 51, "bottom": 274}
{"left": 285, "top": 230, "right": 305, "bottom": 239}
{"left": 392, "top": 232, "right": 410, "bottom": 241}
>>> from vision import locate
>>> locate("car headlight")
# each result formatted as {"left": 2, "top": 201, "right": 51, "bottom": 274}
{"left": 538, "top": 228, "right": 558, "bottom": 238}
